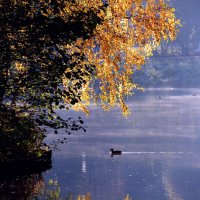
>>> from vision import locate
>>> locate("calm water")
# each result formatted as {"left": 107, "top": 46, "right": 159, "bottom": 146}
{"left": 2, "top": 88, "right": 200, "bottom": 200}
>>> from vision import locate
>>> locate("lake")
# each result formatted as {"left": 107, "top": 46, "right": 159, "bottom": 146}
{"left": 1, "top": 88, "right": 200, "bottom": 200}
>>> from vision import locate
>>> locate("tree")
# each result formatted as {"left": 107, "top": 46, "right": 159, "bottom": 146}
{"left": 0, "top": 0, "right": 179, "bottom": 160}
{"left": 0, "top": 0, "right": 103, "bottom": 120}
{"left": 157, "top": 0, "right": 200, "bottom": 56}
{"left": 0, "top": 0, "right": 104, "bottom": 160}
{"left": 69, "top": 0, "right": 180, "bottom": 115}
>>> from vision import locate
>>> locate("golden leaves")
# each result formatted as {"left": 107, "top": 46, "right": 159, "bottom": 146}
{"left": 71, "top": 0, "right": 180, "bottom": 116}
{"left": 14, "top": 61, "right": 27, "bottom": 73}
{"left": 12, "top": 0, "right": 179, "bottom": 116}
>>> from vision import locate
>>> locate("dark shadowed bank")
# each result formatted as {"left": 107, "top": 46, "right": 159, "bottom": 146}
{"left": 0, "top": 0, "right": 104, "bottom": 164}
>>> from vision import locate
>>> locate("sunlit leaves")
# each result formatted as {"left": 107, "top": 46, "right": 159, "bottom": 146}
{"left": 0, "top": 0, "right": 179, "bottom": 118}
{"left": 69, "top": 0, "right": 180, "bottom": 115}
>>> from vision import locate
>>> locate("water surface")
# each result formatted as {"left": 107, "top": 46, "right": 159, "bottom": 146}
{"left": 2, "top": 88, "right": 200, "bottom": 200}
{"left": 44, "top": 88, "right": 200, "bottom": 200}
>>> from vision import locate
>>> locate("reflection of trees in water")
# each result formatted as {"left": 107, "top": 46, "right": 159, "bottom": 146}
{"left": 36, "top": 179, "right": 132, "bottom": 200}
{"left": 36, "top": 179, "right": 82, "bottom": 200}
{"left": 0, "top": 173, "right": 44, "bottom": 200}
{"left": 0, "top": 162, "right": 51, "bottom": 200}
{"left": 0, "top": 172, "right": 132, "bottom": 200}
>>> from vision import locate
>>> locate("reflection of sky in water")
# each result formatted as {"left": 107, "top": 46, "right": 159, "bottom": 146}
{"left": 45, "top": 88, "right": 200, "bottom": 200}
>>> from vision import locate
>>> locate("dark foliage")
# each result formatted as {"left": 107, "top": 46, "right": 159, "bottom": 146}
{"left": 0, "top": 0, "right": 104, "bottom": 160}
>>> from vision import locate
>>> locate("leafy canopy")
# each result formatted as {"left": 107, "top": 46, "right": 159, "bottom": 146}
{"left": 0, "top": 0, "right": 180, "bottom": 120}
{"left": 0, "top": 0, "right": 103, "bottom": 131}
{"left": 63, "top": 0, "right": 180, "bottom": 115}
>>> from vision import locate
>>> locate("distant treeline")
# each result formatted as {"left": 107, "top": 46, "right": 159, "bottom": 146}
{"left": 156, "top": 0, "right": 200, "bottom": 57}
{"left": 133, "top": 56, "right": 200, "bottom": 88}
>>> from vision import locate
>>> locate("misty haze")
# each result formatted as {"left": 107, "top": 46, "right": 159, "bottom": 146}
{"left": 1, "top": 1, "right": 200, "bottom": 200}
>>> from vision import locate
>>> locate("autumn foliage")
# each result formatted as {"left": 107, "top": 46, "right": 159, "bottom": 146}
{"left": 0, "top": 0, "right": 180, "bottom": 117}
{"left": 0, "top": 0, "right": 180, "bottom": 161}
{"left": 62, "top": 0, "right": 180, "bottom": 115}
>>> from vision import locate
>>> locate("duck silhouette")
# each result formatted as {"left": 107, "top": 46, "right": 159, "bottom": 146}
{"left": 110, "top": 148, "right": 122, "bottom": 157}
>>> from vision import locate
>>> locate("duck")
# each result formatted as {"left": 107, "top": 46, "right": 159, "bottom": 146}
{"left": 110, "top": 148, "right": 122, "bottom": 157}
